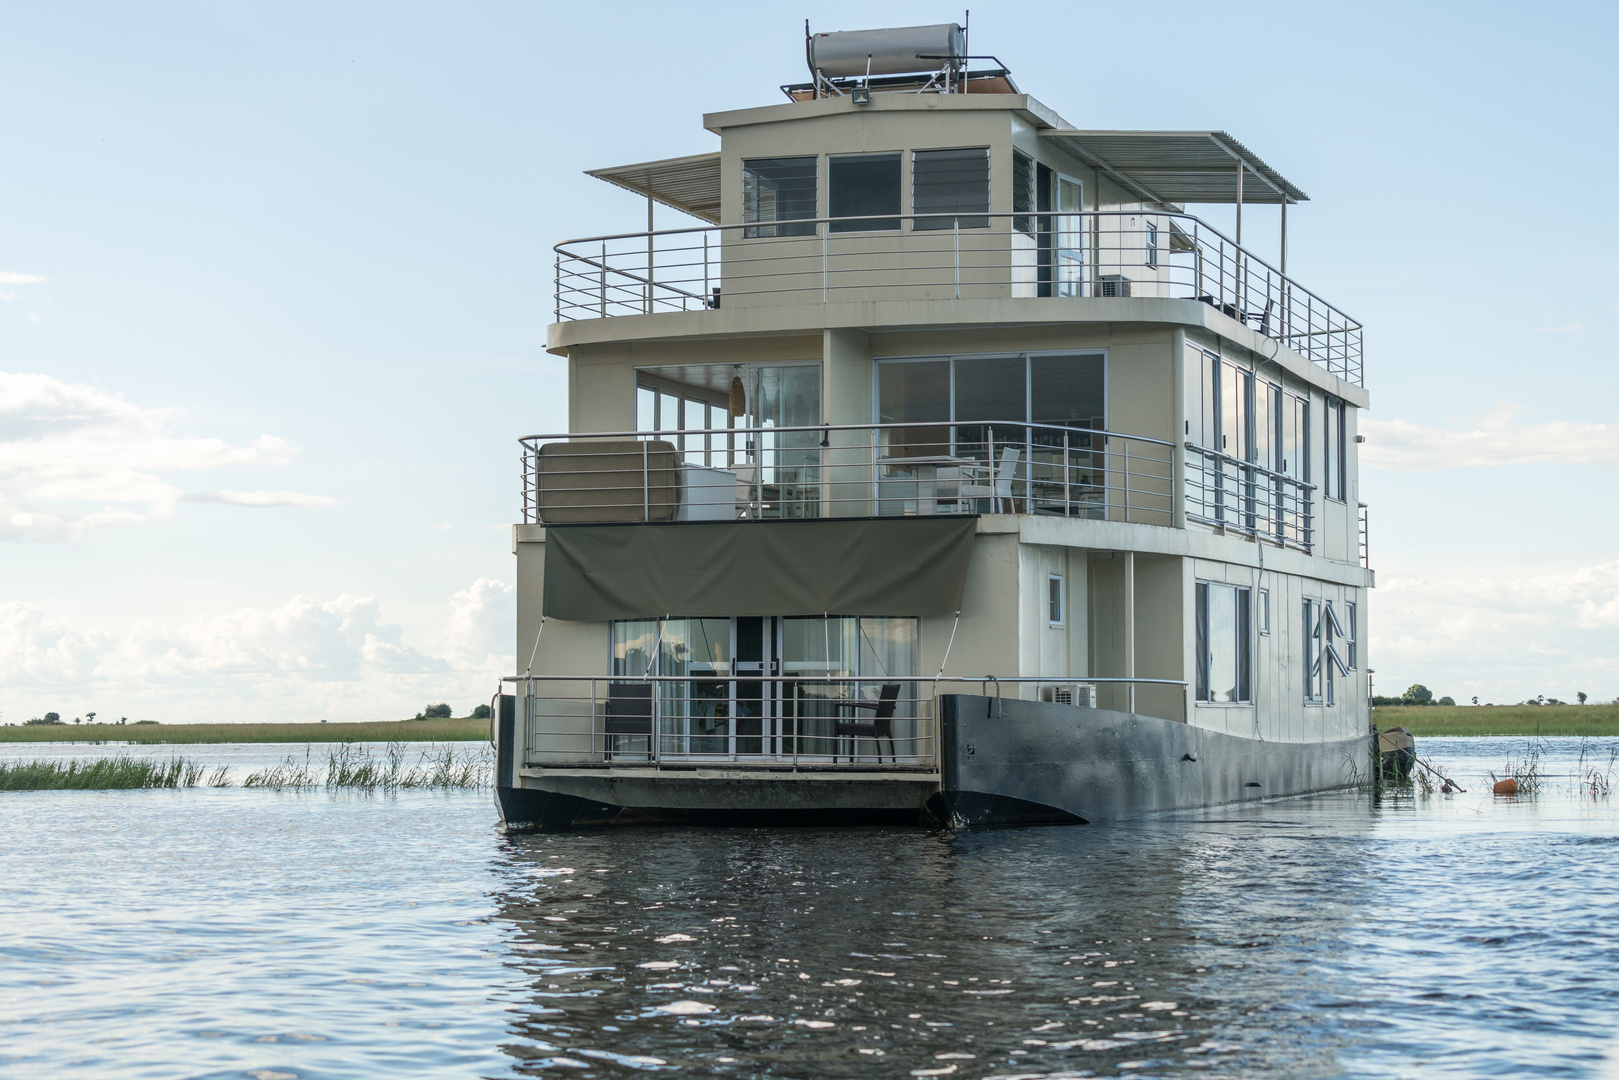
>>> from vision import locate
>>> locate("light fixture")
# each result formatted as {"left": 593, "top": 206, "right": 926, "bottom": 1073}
{"left": 852, "top": 88, "right": 872, "bottom": 105}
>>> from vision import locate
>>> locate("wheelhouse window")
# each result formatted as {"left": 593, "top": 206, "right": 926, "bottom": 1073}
{"left": 912, "top": 147, "right": 989, "bottom": 230}
{"left": 1323, "top": 397, "right": 1347, "bottom": 501}
{"left": 1048, "top": 574, "right": 1065, "bottom": 626}
{"left": 1196, "top": 581, "right": 1251, "bottom": 703}
{"left": 829, "top": 153, "right": 900, "bottom": 232}
{"left": 743, "top": 157, "right": 816, "bottom": 238}
{"left": 1145, "top": 221, "right": 1159, "bottom": 268}
{"left": 1012, "top": 150, "right": 1034, "bottom": 234}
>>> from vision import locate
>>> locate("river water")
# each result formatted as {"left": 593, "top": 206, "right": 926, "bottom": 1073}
{"left": 2, "top": 736, "right": 1617, "bottom": 1079}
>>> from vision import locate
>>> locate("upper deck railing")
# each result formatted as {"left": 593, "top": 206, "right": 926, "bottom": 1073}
{"left": 520, "top": 420, "right": 1177, "bottom": 530}
{"left": 553, "top": 210, "right": 1364, "bottom": 386}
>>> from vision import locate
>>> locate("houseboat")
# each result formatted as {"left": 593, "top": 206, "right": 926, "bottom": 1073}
{"left": 494, "top": 23, "right": 1374, "bottom": 828}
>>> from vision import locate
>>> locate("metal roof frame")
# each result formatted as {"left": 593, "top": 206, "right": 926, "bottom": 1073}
{"left": 586, "top": 152, "right": 723, "bottom": 224}
{"left": 1038, "top": 130, "right": 1307, "bottom": 205}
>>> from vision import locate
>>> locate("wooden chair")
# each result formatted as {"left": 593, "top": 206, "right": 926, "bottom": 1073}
{"left": 834, "top": 682, "right": 902, "bottom": 763}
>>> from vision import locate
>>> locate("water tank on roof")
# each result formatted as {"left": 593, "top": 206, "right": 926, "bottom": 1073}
{"left": 809, "top": 23, "right": 964, "bottom": 79}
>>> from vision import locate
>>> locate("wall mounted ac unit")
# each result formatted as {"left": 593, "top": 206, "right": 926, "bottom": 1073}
{"left": 1097, "top": 274, "right": 1132, "bottom": 298}
{"left": 1043, "top": 683, "right": 1096, "bottom": 708}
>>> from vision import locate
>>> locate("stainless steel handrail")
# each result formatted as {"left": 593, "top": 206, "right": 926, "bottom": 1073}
{"left": 551, "top": 210, "right": 1364, "bottom": 386}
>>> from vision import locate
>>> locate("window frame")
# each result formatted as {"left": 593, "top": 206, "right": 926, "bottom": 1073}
{"left": 911, "top": 146, "right": 990, "bottom": 231}
{"left": 1145, "top": 220, "right": 1159, "bottom": 268}
{"left": 1047, "top": 574, "right": 1065, "bottom": 627}
{"left": 1195, "top": 580, "right": 1252, "bottom": 704}
{"left": 828, "top": 152, "right": 902, "bottom": 233}
{"left": 741, "top": 156, "right": 818, "bottom": 239}
{"left": 1258, "top": 587, "right": 1270, "bottom": 635}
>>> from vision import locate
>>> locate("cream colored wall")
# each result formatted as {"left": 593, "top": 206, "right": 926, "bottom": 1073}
{"left": 919, "top": 531, "right": 1021, "bottom": 683}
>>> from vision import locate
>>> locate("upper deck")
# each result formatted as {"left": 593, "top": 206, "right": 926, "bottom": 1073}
{"left": 550, "top": 91, "right": 1363, "bottom": 388}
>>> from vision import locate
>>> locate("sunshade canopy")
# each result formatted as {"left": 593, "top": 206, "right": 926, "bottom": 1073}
{"left": 1039, "top": 130, "right": 1307, "bottom": 205}
{"left": 586, "top": 152, "right": 722, "bottom": 224}
{"left": 543, "top": 517, "right": 977, "bottom": 620}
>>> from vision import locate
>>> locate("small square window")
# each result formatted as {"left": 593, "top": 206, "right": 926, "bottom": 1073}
{"left": 830, "top": 153, "right": 901, "bottom": 232}
{"left": 1258, "top": 588, "right": 1270, "bottom": 634}
{"left": 1048, "top": 574, "right": 1064, "bottom": 626}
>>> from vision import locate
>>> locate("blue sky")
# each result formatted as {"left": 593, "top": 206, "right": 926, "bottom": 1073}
{"left": 2, "top": 0, "right": 1615, "bottom": 722}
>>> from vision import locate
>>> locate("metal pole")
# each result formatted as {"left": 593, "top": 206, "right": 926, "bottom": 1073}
{"left": 954, "top": 217, "right": 960, "bottom": 299}
{"left": 642, "top": 440, "right": 649, "bottom": 521}
{"left": 646, "top": 194, "right": 654, "bottom": 314}
{"left": 599, "top": 241, "right": 607, "bottom": 318}
{"left": 1234, "top": 162, "right": 1244, "bottom": 318}
{"left": 1280, "top": 197, "right": 1288, "bottom": 276}
{"left": 703, "top": 231, "right": 710, "bottom": 310}
{"left": 1124, "top": 551, "right": 1136, "bottom": 713}
{"left": 822, "top": 222, "right": 829, "bottom": 301}
{"left": 1063, "top": 429, "right": 1070, "bottom": 518}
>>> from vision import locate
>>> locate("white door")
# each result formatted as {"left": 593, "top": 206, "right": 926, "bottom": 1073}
{"left": 1056, "top": 176, "right": 1085, "bottom": 297}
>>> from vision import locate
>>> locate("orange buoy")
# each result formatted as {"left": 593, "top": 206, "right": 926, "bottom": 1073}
{"left": 1493, "top": 778, "right": 1519, "bottom": 796}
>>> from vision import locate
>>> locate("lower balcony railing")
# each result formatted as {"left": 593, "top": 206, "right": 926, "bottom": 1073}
{"left": 508, "top": 675, "right": 1188, "bottom": 770}
{"left": 520, "top": 421, "right": 1175, "bottom": 527}
{"left": 1183, "top": 443, "right": 1314, "bottom": 550}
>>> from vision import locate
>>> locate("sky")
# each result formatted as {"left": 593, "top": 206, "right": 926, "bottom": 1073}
{"left": 2, "top": 0, "right": 1615, "bottom": 723}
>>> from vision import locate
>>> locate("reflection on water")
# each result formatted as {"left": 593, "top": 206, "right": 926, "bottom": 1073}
{"left": 1, "top": 738, "right": 1617, "bottom": 1078}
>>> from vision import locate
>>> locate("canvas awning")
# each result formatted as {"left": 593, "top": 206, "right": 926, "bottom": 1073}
{"left": 1038, "top": 130, "right": 1307, "bottom": 205}
{"left": 542, "top": 517, "right": 977, "bottom": 620}
{"left": 586, "top": 152, "right": 723, "bottom": 224}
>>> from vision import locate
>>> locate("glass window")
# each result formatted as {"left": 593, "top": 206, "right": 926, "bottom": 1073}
{"left": 876, "top": 359, "right": 950, "bottom": 459}
{"left": 1346, "top": 601, "right": 1358, "bottom": 670}
{"left": 1012, "top": 150, "right": 1034, "bottom": 234}
{"left": 912, "top": 147, "right": 989, "bottom": 230}
{"left": 1324, "top": 398, "right": 1346, "bottom": 500}
{"left": 1196, "top": 582, "right": 1251, "bottom": 703}
{"left": 1030, "top": 354, "right": 1104, "bottom": 429}
{"left": 1048, "top": 575, "right": 1064, "bottom": 625}
{"left": 829, "top": 153, "right": 900, "bottom": 232}
{"left": 743, "top": 157, "right": 816, "bottom": 238}
{"left": 953, "top": 356, "right": 1027, "bottom": 425}
{"left": 1304, "top": 599, "right": 1350, "bottom": 704}
{"left": 1145, "top": 221, "right": 1159, "bottom": 268}
{"left": 1258, "top": 587, "right": 1270, "bottom": 634}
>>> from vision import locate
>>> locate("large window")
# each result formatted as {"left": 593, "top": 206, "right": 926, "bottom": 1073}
{"left": 830, "top": 153, "right": 900, "bottom": 232}
{"left": 912, "top": 147, "right": 989, "bottom": 230}
{"left": 876, "top": 352, "right": 1104, "bottom": 430}
{"left": 743, "top": 157, "right": 817, "bottom": 238}
{"left": 1196, "top": 581, "right": 1251, "bottom": 703}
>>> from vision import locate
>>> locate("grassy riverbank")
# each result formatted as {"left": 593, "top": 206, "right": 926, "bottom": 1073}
{"left": 0, "top": 743, "right": 490, "bottom": 791}
{"left": 1379, "top": 704, "right": 1619, "bottom": 737}
{"left": 0, "top": 717, "right": 489, "bottom": 744}
{"left": 0, "top": 756, "right": 229, "bottom": 791}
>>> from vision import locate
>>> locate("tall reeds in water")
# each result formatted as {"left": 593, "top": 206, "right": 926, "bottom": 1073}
{"left": 0, "top": 742, "right": 490, "bottom": 792}
{"left": 0, "top": 757, "right": 230, "bottom": 791}
{"left": 243, "top": 742, "right": 490, "bottom": 791}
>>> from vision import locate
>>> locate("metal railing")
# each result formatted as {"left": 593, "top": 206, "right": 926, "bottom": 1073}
{"left": 506, "top": 674, "right": 1188, "bottom": 770}
{"left": 553, "top": 211, "right": 1363, "bottom": 386}
{"left": 1183, "top": 443, "right": 1315, "bottom": 550}
{"left": 1359, "top": 502, "right": 1370, "bottom": 569}
{"left": 520, "top": 420, "right": 1175, "bottom": 527}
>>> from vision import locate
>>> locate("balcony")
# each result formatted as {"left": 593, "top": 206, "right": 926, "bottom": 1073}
{"left": 553, "top": 210, "right": 1364, "bottom": 386}
{"left": 520, "top": 421, "right": 1176, "bottom": 529}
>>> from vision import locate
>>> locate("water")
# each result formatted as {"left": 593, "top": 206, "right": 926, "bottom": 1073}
{"left": 3, "top": 736, "right": 1618, "bottom": 1079}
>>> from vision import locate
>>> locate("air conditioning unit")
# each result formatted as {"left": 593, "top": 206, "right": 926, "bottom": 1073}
{"left": 1097, "top": 275, "right": 1132, "bottom": 298}
{"left": 1043, "top": 683, "right": 1096, "bottom": 708}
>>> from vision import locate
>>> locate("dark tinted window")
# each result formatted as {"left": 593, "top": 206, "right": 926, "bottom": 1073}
{"left": 829, "top": 153, "right": 900, "bottom": 232}
{"left": 1031, "top": 353, "right": 1105, "bottom": 429}
{"left": 743, "top": 157, "right": 816, "bottom": 238}
{"left": 1012, "top": 150, "right": 1034, "bottom": 234}
{"left": 912, "top": 147, "right": 989, "bottom": 230}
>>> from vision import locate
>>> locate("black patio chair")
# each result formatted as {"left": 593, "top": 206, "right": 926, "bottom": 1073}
{"left": 834, "top": 682, "right": 902, "bottom": 763}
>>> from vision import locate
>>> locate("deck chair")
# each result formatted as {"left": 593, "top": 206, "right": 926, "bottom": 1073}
{"left": 605, "top": 682, "right": 653, "bottom": 760}
{"left": 733, "top": 463, "right": 758, "bottom": 518}
{"left": 834, "top": 682, "right": 902, "bottom": 763}
{"left": 991, "top": 447, "right": 1023, "bottom": 513}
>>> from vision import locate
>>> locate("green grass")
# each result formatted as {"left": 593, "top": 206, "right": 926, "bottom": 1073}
{"left": 0, "top": 717, "right": 491, "bottom": 744}
{"left": 1379, "top": 704, "right": 1619, "bottom": 737}
{"left": 0, "top": 757, "right": 231, "bottom": 791}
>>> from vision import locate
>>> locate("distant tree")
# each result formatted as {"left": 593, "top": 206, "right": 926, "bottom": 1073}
{"left": 1438, "top": 696, "right": 1456, "bottom": 706}
{"left": 1471, "top": 696, "right": 1479, "bottom": 706}
{"left": 86, "top": 711, "right": 97, "bottom": 724}
{"left": 422, "top": 703, "right": 453, "bottom": 719}
{"left": 471, "top": 704, "right": 492, "bottom": 720}
{"left": 45, "top": 711, "right": 60, "bottom": 723}
{"left": 1578, "top": 692, "right": 1588, "bottom": 705}
{"left": 1402, "top": 684, "right": 1433, "bottom": 706}
{"left": 134, "top": 720, "right": 159, "bottom": 725}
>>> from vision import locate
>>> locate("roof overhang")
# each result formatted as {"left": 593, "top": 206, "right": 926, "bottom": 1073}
{"left": 586, "top": 152, "right": 722, "bottom": 224}
{"left": 1039, "top": 130, "right": 1307, "bottom": 205}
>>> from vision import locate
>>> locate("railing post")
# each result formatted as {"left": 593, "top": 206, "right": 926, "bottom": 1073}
{"left": 599, "top": 241, "right": 607, "bottom": 318}
{"left": 554, "top": 253, "right": 561, "bottom": 322}
{"left": 954, "top": 217, "right": 960, "bottom": 299}
{"left": 703, "top": 231, "right": 710, "bottom": 311}
{"left": 642, "top": 440, "right": 650, "bottom": 522}
{"left": 870, "top": 426, "right": 878, "bottom": 516}
{"left": 1063, "top": 429, "right": 1070, "bottom": 518}
{"left": 987, "top": 428, "right": 995, "bottom": 514}
{"left": 822, "top": 222, "right": 829, "bottom": 302}
{"left": 1121, "top": 438, "right": 1130, "bottom": 523}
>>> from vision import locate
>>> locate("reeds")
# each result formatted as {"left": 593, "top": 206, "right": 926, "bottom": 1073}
{"left": 244, "top": 742, "right": 491, "bottom": 791}
{"left": 1490, "top": 741, "right": 1544, "bottom": 795}
{"left": 0, "top": 742, "right": 490, "bottom": 793}
{"left": 1577, "top": 739, "right": 1616, "bottom": 799}
{"left": 0, "top": 756, "right": 230, "bottom": 791}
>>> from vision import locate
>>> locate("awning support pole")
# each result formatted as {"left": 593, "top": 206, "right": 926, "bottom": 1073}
{"left": 1280, "top": 197, "right": 1288, "bottom": 275}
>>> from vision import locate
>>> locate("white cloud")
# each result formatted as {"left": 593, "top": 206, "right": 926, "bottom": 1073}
{"left": 0, "top": 581, "right": 516, "bottom": 723}
{"left": 1371, "top": 560, "right": 1619, "bottom": 703}
{"left": 0, "top": 272, "right": 45, "bottom": 285}
{"left": 1360, "top": 402, "right": 1619, "bottom": 470}
{"left": 0, "top": 371, "right": 316, "bottom": 540}
{"left": 185, "top": 489, "right": 339, "bottom": 507}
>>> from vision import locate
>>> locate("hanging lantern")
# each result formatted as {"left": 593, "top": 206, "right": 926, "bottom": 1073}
{"left": 728, "top": 376, "right": 747, "bottom": 417}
